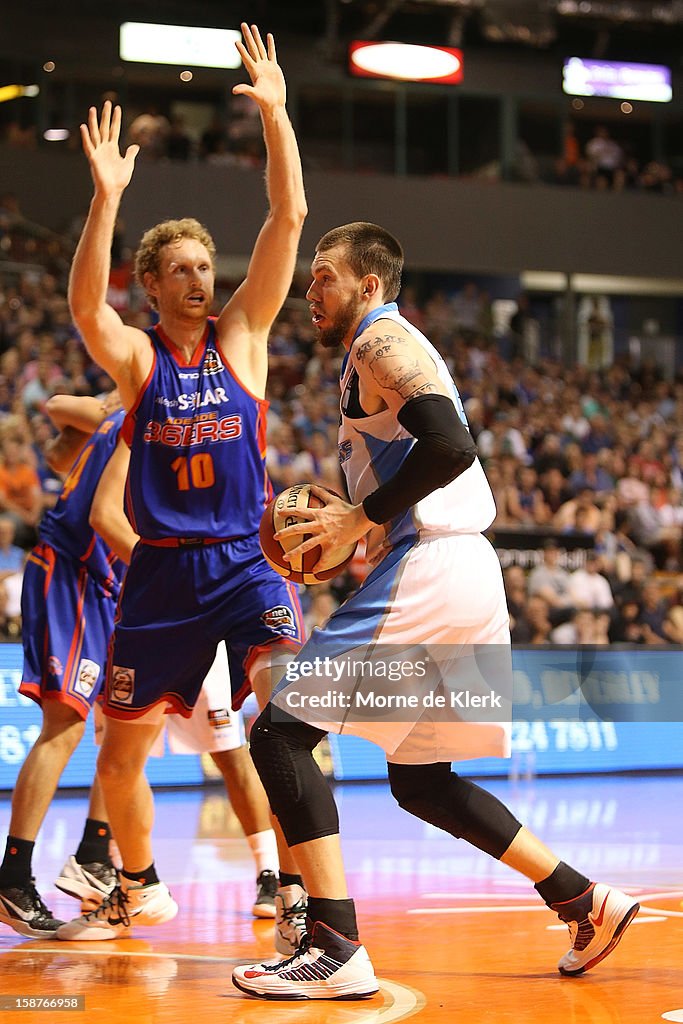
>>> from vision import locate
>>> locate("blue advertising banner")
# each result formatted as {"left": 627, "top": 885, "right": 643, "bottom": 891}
{"left": 328, "top": 646, "right": 683, "bottom": 780}
{"left": 0, "top": 645, "right": 205, "bottom": 790}
{"left": 1, "top": 644, "right": 682, "bottom": 788}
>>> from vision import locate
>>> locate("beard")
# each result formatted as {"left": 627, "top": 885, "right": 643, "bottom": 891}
{"left": 317, "top": 295, "right": 364, "bottom": 349}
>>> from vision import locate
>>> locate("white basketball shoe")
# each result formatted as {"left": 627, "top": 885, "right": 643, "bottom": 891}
{"left": 55, "top": 855, "right": 117, "bottom": 911}
{"left": 56, "top": 879, "right": 178, "bottom": 941}
{"left": 233, "top": 920, "right": 379, "bottom": 1000}
{"left": 552, "top": 882, "right": 640, "bottom": 975}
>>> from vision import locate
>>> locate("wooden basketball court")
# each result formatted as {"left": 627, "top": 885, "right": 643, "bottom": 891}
{"left": 1, "top": 774, "right": 681, "bottom": 1023}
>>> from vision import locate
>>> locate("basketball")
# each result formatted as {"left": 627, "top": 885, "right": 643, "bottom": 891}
{"left": 259, "top": 483, "right": 357, "bottom": 585}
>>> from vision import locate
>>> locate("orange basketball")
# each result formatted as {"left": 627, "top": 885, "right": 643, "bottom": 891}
{"left": 259, "top": 484, "right": 357, "bottom": 585}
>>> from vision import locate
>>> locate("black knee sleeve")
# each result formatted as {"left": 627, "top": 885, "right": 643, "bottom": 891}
{"left": 249, "top": 703, "right": 339, "bottom": 847}
{"left": 387, "top": 762, "right": 522, "bottom": 859}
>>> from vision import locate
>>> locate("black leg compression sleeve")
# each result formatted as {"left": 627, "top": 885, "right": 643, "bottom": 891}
{"left": 249, "top": 703, "right": 339, "bottom": 847}
{"left": 387, "top": 762, "right": 522, "bottom": 860}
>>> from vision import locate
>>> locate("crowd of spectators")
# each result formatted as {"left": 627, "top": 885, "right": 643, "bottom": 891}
{"left": 3, "top": 105, "right": 683, "bottom": 197}
{"left": 540, "top": 123, "right": 683, "bottom": 197}
{"left": 0, "top": 97, "right": 266, "bottom": 171}
{"left": 0, "top": 246, "right": 682, "bottom": 646}
{"left": 125, "top": 97, "right": 266, "bottom": 168}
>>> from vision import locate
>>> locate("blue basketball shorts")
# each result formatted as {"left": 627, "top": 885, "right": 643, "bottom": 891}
{"left": 106, "top": 535, "right": 304, "bottom": 720}
{"left": 20, "top": 543, "right": 117, "bottom": 720}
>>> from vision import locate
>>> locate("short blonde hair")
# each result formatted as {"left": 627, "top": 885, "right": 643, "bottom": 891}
{"left": 134, "top": 218, "right": 216, "bottom": 307}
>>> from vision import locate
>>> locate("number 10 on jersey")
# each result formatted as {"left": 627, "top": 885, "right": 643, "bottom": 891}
{"left": 171, "top": 453, "right": 215, "bottom": 491}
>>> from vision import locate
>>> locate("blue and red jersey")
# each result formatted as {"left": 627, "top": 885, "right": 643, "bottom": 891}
{"left": 39, "top": 409, "right": 125, "bottom": 597}
{"left": 122, "top": 320, "right": 271, "bottom": 540}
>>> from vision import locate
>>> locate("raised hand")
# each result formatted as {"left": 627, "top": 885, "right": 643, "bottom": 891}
{"left": 233, "top": 23, "right": 286, "bottom": 112}
{"left": 80, "top": 101, "right": 139, "bottom": 197}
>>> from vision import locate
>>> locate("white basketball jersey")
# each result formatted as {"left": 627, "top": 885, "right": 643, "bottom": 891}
{"left": 339, "top": 306, "right": 496, "bottom": 565}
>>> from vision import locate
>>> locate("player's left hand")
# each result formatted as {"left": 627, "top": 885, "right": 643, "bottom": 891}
{"left": 233, "top": 23, "right": 286, "bottom": 111}
{"left": 80, "top": 101, "right": 139, "bottom": 198}
{"left": 274, "top": 484, "right": 371, "bottom": 571}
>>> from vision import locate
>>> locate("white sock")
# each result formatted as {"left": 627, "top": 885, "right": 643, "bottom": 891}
{"left": 246, "top": 829, "right": 279, "bottom": 876}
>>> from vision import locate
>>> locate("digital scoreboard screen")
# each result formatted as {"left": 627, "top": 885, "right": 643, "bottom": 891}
{"left": 562, "top": 58, "right": 672, "bottom": 102}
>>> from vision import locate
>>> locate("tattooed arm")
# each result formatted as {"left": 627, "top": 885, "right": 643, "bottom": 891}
{"left": 352, "top": 327, "right": 449, "bottom": 413}
{"left": 351, "top": 323, "right": 477, "bottom": 525}
{"left": 272, "top": 323, "right": 477, "bottom": 566}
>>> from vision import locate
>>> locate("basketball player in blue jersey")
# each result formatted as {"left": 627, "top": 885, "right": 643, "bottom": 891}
{"left": 232, "top": 223, "right": 640, "bottom": 999}
{"left": 0, "top": 396, "right": 126, "bottom": 938}
{"left": 56, "top": 434, "right": 291, "bottom": 933}
{"left": 59, "top": 23, "right": 308, "bottom": 941}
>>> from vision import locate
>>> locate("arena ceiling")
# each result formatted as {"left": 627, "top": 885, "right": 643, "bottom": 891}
{"left": 1, "top": 0, "right": 682, "bottom": 81}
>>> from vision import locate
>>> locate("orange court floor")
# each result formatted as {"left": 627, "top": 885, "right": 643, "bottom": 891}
{"left": 0, "top": 772, "right": 682, "bottom": 1024}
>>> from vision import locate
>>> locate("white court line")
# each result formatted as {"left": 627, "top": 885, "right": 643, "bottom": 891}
{"left": 609, "top": 890, "right": 683, "bottom": 919}
{"left": 421, "top": 892, "right": 541, "bottom": 901}
{"left": 420, "top": 887, "right": 661, "bottom": 901}
{"left": 640, "top": 905, "right": 683, "bottom": 919}
{"left": 411, "top": 888, "right": 683, "bottom": 917}
{"left": 408, "top": 905, "right": 548, "bottom": 915}
{"left": 546, "top": 916, "right": 667, "bottom": 931}
{"left": 375, "top": 979, "right": 425, "bottom": 1024}
{"left": 635, "top": 890, "right": 683, "bottom": 903}
{"left": 0, "top": 947, "right": 239, "bottom": 963}
{"left": 0, "top": 948, "right": 425, "bottom": 1024}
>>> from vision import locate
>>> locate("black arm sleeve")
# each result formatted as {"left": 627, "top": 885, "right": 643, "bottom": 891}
{"left": 361, "top": 393, "right": 478, "bottom": 525}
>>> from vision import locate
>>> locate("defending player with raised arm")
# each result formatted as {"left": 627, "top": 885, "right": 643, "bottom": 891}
{"left": 83, "top": 438, "right": 285, "bottom": 923}
{"left": 68, "top": 23, "right": 306, "bottom": 409}
{"left": 58, "top": 23, "right": 309, "bottom": 946}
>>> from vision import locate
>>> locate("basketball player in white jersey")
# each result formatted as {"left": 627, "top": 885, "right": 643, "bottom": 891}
{"left": 232, "top": 223, "right": 639, "bottom": 1000}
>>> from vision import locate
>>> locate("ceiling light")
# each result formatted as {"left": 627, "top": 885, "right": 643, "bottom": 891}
{"left": 43, "top": 128, "right": 70, "bottom": 141}
{"left": 349, "top": 41, "right": 463, "bottom": 84}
